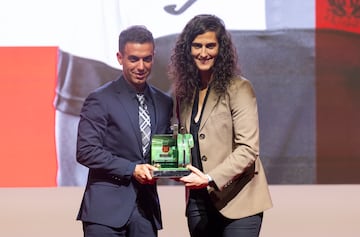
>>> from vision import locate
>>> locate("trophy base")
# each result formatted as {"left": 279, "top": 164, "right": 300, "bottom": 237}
{"left": 152, "top": 168, "right": 190, "bottom": 178}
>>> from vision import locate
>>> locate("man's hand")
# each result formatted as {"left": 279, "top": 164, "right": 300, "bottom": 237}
{"left": 133, "top": 164, "right": 158, "bottom": 184}
{"left": 179, "top": 164, "right": 209, "bottom": 189}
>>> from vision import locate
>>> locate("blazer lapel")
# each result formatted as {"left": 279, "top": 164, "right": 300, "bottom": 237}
{"left": 199, "top": 89, "right": 219, "bottom": 131}
{"left": 180, "top": 96, "right": 194, "bottom": 133}
{"left": 180, "top": 89, "right": 219, "bottom": 133}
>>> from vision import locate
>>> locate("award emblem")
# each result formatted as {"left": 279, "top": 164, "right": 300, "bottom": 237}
{"left": 151, "top": 124, "right": 194, "bottom": 178}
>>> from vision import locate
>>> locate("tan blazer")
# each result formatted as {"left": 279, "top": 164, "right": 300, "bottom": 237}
{"left": 179, "top": 76, "right": 273, "bottom": 219}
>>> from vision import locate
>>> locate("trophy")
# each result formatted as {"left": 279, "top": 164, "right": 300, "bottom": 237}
{"left": 151, "top": 124, "right": 194, "bottom": 178}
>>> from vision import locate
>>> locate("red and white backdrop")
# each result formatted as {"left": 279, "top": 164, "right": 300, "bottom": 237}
{"left": 0, "top": 0, "right": 359, "bottom": 187}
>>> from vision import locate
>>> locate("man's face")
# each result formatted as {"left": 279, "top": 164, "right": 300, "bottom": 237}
{"left": 117, "top": 42, "right": 154, "bottom": 91}
{"left": 191, "top": 31, "right": 219, "bottom": 72}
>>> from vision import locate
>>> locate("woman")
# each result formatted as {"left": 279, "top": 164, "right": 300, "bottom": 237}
{"left": 169, "top": 14, "right": 273, "bottom": 237}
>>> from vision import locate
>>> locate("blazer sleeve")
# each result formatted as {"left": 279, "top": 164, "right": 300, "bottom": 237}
{"left": 208, "top": 78, "right": 260, "bottom": 190}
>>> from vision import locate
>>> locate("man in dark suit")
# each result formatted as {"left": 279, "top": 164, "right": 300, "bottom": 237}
{"left": 76, "top": 25, "right": 173, "bottom": 237}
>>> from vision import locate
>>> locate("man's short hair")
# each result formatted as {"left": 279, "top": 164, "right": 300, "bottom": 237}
{"left": 118, "top": 25, "right": 155, "bottom": 53}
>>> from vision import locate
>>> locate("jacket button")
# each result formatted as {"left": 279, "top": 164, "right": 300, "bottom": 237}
{"left": 199, "top": 133, "right": 205, "bottom": 139}
{"left": 201, "top": 156, "right": 207, "bottom": 161}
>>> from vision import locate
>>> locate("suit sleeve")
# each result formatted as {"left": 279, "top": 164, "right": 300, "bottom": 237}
{"left": 76, "top": 92, "right": 135, "bottom": 180}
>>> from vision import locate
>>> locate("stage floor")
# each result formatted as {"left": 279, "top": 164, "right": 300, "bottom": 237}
{"left": 1, "top": 185, "right": 359, "bottom": 237}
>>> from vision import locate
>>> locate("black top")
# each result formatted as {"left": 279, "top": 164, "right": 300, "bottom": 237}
{"left": 190, "top": 87, "right": 211, "bottom": 171}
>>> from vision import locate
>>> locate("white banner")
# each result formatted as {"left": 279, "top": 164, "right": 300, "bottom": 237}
{"left": 0, "top": 0, "right": 266, "bottom": 68}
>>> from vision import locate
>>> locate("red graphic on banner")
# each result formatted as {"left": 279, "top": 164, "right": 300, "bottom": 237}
{"left": 0, "top": 47, "right": 58, "bottom": 187}
{"left": 317, "top": 0, "right": 360, "bottom": 34}
{"left": 316, "top": 1, "right": 360, "bottom": 183}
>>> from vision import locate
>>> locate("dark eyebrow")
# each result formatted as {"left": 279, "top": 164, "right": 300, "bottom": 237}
{"left": 128, "top": 55, "right": 140, "bottom": 61}
{"left": 191, "top": 42, "right": 202, "bottom": 47}
{"left": 206, "top": 42, "right": 217, "bottom": 47}
{"left": 127, "top": 55, "right": 153, "bottom": 62}
{"left": 191, "top": 42, "right": 217, "bottom": 48}
{"left": 143, "top": 55, "right": 153, "bottom": 62}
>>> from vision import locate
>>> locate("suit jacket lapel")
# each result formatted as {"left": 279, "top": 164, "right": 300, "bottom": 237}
{"left": 148, "top": 86, "right": 159, "bottom": 133}
{"left": 114, "top": 76, "right": 143, "bottom": 154}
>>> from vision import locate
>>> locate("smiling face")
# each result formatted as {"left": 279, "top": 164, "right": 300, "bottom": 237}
{"left": 116, "top": 42, "right": 154, "bottom": 92}
{"left": 191, "top": 31, "right": 219, "bottom": 72}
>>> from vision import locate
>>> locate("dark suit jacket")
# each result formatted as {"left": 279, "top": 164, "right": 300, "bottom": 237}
{"left": 76, "top": 75, "right": 173, "bottom": 229}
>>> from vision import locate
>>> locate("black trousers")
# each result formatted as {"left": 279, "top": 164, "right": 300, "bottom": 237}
{"left": 186, "top": 189, "right": 263, "bottom": 237}
{"left": 82, "top": 205, "right": 157, "bottom": 237}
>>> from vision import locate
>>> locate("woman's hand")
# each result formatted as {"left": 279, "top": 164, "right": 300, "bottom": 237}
{"left": 179, "top": 164, "right": 209, "bottom": 189}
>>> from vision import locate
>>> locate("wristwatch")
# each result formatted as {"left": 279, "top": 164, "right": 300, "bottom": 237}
{"left": 206, "top": 174, "right": 216, "bottom": 188}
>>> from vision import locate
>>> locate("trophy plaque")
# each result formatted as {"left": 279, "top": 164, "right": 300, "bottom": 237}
{"left": 151, "top": 125, "right": 194, "bottom": 178}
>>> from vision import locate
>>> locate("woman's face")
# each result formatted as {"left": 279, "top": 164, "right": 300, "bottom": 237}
{"left": 191, "top": 31, "right": 219, "bottom": 72}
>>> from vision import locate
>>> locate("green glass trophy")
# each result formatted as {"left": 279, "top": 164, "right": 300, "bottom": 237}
{"left": 151, "top": 124, "right": 194, "bottom": 178}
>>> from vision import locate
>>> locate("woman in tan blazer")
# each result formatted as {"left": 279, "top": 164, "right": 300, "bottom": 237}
{"left": 169, "top": 14, "right": 273, "bottom": 237}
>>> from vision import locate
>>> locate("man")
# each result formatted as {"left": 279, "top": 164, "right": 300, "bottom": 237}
{"left": 76, "top": 25, "right": 173, "bottom": 237}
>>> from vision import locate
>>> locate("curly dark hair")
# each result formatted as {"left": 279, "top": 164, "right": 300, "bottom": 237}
{"left": 169, "top": 14, "right": 239, "bottom": 104}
